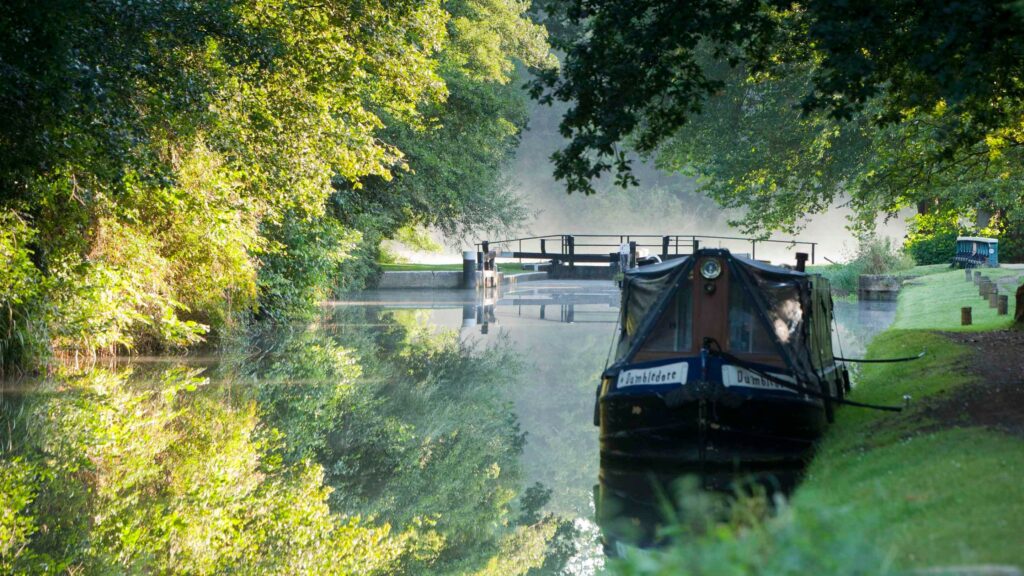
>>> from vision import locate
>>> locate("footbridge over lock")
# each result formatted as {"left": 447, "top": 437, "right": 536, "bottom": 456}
{"left": 464, "top": 233, "right": 819, "bottom": 289}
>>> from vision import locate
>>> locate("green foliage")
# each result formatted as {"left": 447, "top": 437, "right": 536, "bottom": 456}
{"left": 607, "top": 488, "right": 899, "bottom": 576}
{"left": 0, "top": 0, "right": 553, "bottom": 366}
{"left": 813, "top": 236, "right": 915, "bottom": 295}
{"left": 533, "top": 0, "right": 1024, "bottom": 254}
{"left": 0, "top": 458, "right": 42, "bottom": 573}
{"left": 394, "top": 225, "right": 444, "bottom": 254}
{"left": 0, "top": 211, "right": 48, "bottom": 372}
{"left": 904, "top": 212, "right": 965, "bottom": 266}
{"left": 0, "top": 366, "right": 427, "bottom": 574}
{"left": 327, "top": 0, "right": 555, "bottom": 283}
{"left": 534, "top": 0, "right": 1024, "bottom": 199}
{"left": 256, "top": 215, "right": 360, "bottom": 322}
{"left": 904, "top": 210, "right": 1024, "bottom": 266}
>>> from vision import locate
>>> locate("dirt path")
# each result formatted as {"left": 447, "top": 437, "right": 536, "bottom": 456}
{"left": 921, "top": 330, "right": 1024, "bottom": 437}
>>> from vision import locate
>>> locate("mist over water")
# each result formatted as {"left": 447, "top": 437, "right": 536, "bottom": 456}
{"left": 505, "top": 99, "right": 911, "bottom": 264}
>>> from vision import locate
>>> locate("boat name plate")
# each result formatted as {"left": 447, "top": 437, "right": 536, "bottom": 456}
{"left": 722, "top": 365, "right": 797, "bottom": 393}
{"left": 617, "top": 362, "right": 688, "bottom": 388}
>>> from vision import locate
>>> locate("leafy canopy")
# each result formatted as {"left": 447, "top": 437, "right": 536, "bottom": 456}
{"left": 533, "top": 0, "right": 1024, "bottom": 235}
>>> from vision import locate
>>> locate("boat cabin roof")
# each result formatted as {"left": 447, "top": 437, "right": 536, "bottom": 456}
{"left": 610, "top": 249, "right": 833, "bottom": 385}
{"left": 956, "top": 236, "right": 998, "bottom": 244}
{"left": 623, "top": 253, "right": 805, "bottom": 280}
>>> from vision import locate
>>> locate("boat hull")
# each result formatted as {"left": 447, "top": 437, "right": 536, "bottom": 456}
{"left": 598, "top": 386, "right": 826, "bottom": 465}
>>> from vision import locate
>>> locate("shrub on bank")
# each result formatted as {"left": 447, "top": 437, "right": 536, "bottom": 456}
{"left": 608, "top": 487, "right": 898, "bottom": 576}
{"left": 904, "top": 212, "right": 965, "bottom": 265}
{"left": 814, "top": 235, "right": 916, "bottom": 295}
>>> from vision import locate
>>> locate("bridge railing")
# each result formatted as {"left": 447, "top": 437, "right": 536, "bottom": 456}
{"left": 473, "top": 234, "right": 817, "bottom": 271}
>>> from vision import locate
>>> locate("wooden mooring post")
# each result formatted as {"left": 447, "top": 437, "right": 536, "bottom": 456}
{"left": 961, "top": 307, "right": 972, "bottom": 326}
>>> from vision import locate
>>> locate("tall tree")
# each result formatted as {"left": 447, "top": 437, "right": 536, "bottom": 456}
{"left": 532, "top": 0, "right": 1024, "bottom": 234}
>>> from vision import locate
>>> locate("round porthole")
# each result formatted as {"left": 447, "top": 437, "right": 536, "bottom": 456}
{"left": 700, "top": 259, "right": 722, "bottom": 280}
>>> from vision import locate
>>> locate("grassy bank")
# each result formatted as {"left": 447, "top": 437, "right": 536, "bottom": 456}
{"left": 793, "top": 271, "right": 1024, "bottom": 568}
{"left": 807, "top": 262, "right": 953, "bottom": 297}
{"left": 892, "top": 268, "right": 1020, "bottom": 330}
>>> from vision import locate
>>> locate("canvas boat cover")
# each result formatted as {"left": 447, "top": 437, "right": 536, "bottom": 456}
{"left": 610, "top": 251, "right": 834, "bottom": 391}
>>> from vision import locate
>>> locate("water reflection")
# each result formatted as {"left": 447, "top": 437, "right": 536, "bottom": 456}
{"left": 832, "top": 300, "right": 898, "bottom": 359}
{"left": 0, "top": 281, "right": 897, "bottom": 575}
{"left": 596, "top": 464, "right": 800, "bottom": 558}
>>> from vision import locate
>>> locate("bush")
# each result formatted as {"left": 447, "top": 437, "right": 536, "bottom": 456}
{"left": 904, "top": 212, "right": 965, "bottom": 265}
{"left": 256, "top": 214, "right": 361, "bottom": 322}
{"left": 606, "top": 483, "right": 901, "bottom": 576}
{"left": 816, "top": 235, "right": 915, "bottom": 295}
{"left": 979, "top": 216, "right": 1024, "bottom": 264}
{"left": 856, "top": 235, "right": 916, "bottom": 275}
{"left": 0, "top": 211, "right": 49, "bottom": 373}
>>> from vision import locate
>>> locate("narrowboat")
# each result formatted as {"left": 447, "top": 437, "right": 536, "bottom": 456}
{"left": 596, "top": 249, "right": 847, "bottom": 465}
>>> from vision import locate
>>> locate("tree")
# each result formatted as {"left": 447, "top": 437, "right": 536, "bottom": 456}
{"left": 532, "top": 0, "right": 1024, "bottom": 233}
{"left": 0, "top": 0, "right": 555, "bottom": 365}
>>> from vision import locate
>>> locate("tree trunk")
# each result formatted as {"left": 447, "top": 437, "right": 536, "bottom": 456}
{"left": 1016, "top": 284, "right": 1024, "bottom": 325}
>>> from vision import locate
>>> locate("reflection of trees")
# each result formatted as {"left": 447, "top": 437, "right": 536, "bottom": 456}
{"left": 0, "top": 367, "right": 407, "bottom": 574}
{"left": 231, "top": 306, "right": 578, "bottom": 575}
{"left": 1, "top": 306, "right": 585, "bottom": 575}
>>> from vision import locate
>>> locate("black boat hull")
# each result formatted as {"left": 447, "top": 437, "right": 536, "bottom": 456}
{"left": 598, "top": 388, "right": 826, "bottom": 465}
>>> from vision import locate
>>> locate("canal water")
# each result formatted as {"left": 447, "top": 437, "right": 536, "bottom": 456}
{"left": 0, "top": 280, "right": 896, "bottom": 574}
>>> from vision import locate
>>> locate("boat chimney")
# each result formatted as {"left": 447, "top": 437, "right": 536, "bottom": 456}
{"left": 795, "top": 252, "right": 808, "bottom": 272}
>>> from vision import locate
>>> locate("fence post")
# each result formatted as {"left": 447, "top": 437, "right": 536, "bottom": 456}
{"left": 965, "top": 269, "right": 972, "bottom": 282}
{"left": 998, "top": 295, "right": 1009, "bottom": 316}
{"left": 692, "top": 238, "right": 700, "bottom": 253}
{"left": 662, "top": 236, "right": 670, "bottom": 260}
{"left": 567, "top": 235, "right": 575, "bottom": 269}
{"left": 540, "top": 238, "right": 546, "bottom": 254}
{"left": 961, "top": 307, "right": 972, "bottom": 325}
{"left": 629, "top": 241, "right": 637, "bottom": 268}
{"left": 481, "top": 241, "right": 490, "bottom": 271}
{"left": 751, "top": 240, "right": 757, "bottom": 260}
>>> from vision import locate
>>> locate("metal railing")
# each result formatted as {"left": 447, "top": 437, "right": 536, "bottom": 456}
{"left": 473, "top": 233, "right": 817, "bottom": 270}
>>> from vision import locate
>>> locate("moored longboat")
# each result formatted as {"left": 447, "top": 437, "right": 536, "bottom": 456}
{"left": 596, "top": 249, "right": 848, "bottom": 465}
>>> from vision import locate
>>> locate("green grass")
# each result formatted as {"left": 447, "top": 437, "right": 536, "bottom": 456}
{"left": 907, "top": 263, "right": 956, "bottom": 277}
{"left": 793, "top": 328, "right": 1024, "bottom": 568}
{"left": 379, "top": 262, "right": 535, "bottom": 275}
{"left": 892, "top": 268, "right": 1021, "bottom": 331}
{"left": 806, "top": 262, "right": 978, "bottom": 299}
